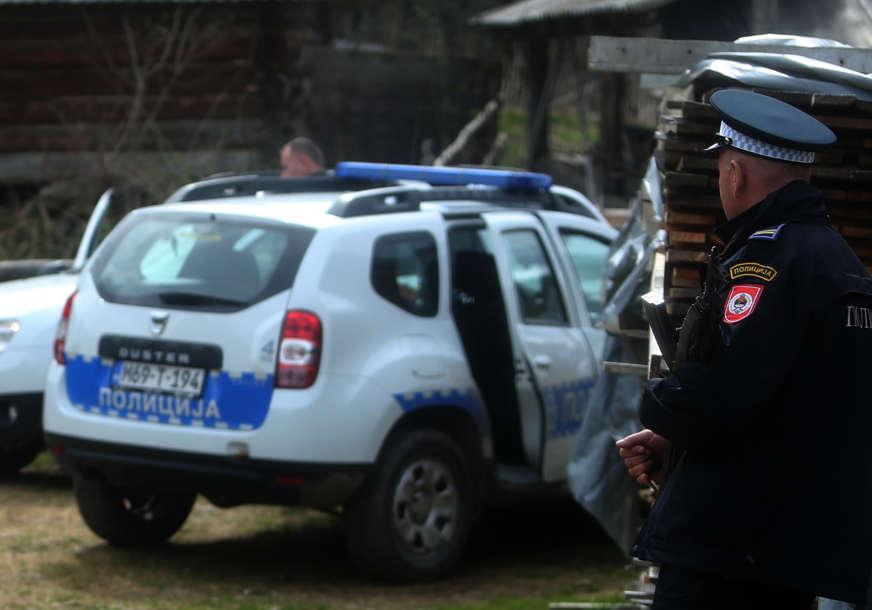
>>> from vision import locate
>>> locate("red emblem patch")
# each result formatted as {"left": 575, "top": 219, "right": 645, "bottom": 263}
{"left": 723, "top": 284, "right": 764, "bottom": 324}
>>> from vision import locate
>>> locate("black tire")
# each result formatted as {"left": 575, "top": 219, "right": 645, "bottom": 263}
{"left": 0, "top": 440, "right": 43, "bottom": 475}
{"left": 345, "top": 429, "right": 474, "bottom": 581}
{"left": 73, "top": 472, "right": 196, "bottom": 546}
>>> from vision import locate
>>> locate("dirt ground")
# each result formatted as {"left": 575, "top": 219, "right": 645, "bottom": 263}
{"left": 0, "top": 456, "right": 631, "bottom": 610}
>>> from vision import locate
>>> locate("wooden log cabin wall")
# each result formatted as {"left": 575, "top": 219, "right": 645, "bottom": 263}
{"left": 0, "top": 1, "right": 500, "bottom": 259}
{"left": 0, "top": 1, "right": 332, "bottom": 201}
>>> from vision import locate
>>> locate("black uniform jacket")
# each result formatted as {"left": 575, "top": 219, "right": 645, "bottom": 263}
{"left": 633, "top": 180, "right": 872, "bottom": 604}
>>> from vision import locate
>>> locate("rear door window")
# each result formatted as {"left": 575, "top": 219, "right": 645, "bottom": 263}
{"left": 371, "top": 232, "right": 438, "bottom": 317}
{"left": 91, "top": 213, "right": 314, "bottom": 311}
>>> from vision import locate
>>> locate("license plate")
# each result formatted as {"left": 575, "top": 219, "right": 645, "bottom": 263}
{"left": 115, "top": 361, "right": 205, "bottom": 396}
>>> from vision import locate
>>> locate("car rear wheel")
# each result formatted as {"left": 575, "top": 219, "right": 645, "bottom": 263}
{"left": 73, "top": 472, "right": 195, "bottom": 546}
{"left": 345, "top": 429, "right": 474, "bottom": 581}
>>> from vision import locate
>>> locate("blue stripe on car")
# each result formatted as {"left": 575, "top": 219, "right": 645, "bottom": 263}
{"left": 393, "top": 388, "right": 488, "bottom": 432}
{"left": 542, "top": 378, "right": 595, "bottom": 439}
{"left": 65, "top": 354, "right": 273, "bottom": 430}
{"left": 393, "top": 379, "right": 593, "bottom": 440}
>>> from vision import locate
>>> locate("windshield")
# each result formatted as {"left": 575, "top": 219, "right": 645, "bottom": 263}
{"left": 91, "top": 212, "right": 314, "bottom": 312}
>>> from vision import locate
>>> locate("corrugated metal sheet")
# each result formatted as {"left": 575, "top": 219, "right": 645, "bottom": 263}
{"left": 474, "top": 0, "right": 678, "bottom": 27}
{"left": 0, "top": 0, "right": 305, "bottom": 4}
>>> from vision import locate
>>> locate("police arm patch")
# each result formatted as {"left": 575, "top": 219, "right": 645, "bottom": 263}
{"left": 723, "top": 284, "right": 764, "bottom": 324}
{"left": 729, "top": 262, "right": 778, "bottom": 282}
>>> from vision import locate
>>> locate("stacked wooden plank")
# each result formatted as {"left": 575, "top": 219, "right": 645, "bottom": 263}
{"left": 654, "top": 88, "right": 872, "bottom": 319}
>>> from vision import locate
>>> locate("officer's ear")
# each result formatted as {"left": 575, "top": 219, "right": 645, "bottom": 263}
{"left": 729, "top": 158, "right": 745, "bottom": 198}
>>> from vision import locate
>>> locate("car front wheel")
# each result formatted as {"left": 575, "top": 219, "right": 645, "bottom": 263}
{"left": 73, "top": 473, "right": 195, "bottom": 546}
{"left": 345, "top": 429, "right": 474, "bottom": 581}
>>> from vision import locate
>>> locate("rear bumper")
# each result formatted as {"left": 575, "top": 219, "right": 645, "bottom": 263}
{"left": 0, "top": 393, "right": 43, "bottom": 449}
{"left": 45, "top": 433, "right": 369, "bottom": 509}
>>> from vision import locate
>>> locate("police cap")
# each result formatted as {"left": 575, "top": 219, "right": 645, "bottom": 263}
{"left": 705, "top": 88, "right": 836, "bottom": 165}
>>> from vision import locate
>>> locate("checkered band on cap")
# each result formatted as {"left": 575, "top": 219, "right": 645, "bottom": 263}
{"left": 717, "top": 122, "right": 815, "bottom": 164}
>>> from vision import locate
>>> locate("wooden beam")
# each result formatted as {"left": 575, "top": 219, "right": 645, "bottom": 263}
{"left": 588, "top": 35, "right": 872, "bottom": 75}
{"left": 0, "top": 95, "right": 263, "bottom": 124}
{"left": 0, "top": 150, "right": 260, "bottom": 184}
{"left": 0, "top": 119, "right": 263, "bottom": 152}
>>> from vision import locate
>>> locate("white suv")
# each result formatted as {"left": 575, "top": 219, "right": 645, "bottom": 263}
{"left": 43, "top": 163, "right": 615, "bottom": 580}
{"left": 0, "top": 190, "right": 116, "bottom": 473}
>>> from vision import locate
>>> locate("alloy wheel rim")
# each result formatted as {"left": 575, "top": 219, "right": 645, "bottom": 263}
{"left": 392, "top": 458, "right": 458, "bottom": 555}
{"left": 123, "top": 494, "right": 160, "bottom": 522}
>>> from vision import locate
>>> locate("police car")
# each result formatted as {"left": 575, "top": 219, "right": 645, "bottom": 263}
{"left": 43, "top": 163, "right": 616, "bottom": 580}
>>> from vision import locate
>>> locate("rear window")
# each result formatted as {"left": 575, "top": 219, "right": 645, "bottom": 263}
{"left": 91, "top": 212, "right": 314, "bottom": 311}
{"left": 553, "top": 194, "right": 597, "bottom": 220}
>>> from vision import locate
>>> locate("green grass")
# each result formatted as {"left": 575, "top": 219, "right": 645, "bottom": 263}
{"left": 495, "top": 106, "right": 527, "bottom": 168}
{"left": 0, "top": 467, "right": 630, "bottom": 610}
{"left": 431, "top": 591, "right": 627, "bottom": 610}
{"left": 494, "top": 105, "right": 600, "bottom": 168}
{"left": 550, "top": 107, "right": 600, "bottom": 154}
{"left": 25, "top": 449, "right": 57, "bottom": 471}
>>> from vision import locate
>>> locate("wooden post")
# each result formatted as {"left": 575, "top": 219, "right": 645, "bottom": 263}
{"left": 600, "top": 72, "right": 625, "bottom": 197}
{"left": 752, "top": 0, "right": 779, "bottom": 34}
{"left": 570, "top": 36, "right": 590, "bottom": 151}
{"left": 525, "top": 37, "right": 550, "bottom": 168}
{"left": 255, "top": 3, "right": 291, "bottom": 165}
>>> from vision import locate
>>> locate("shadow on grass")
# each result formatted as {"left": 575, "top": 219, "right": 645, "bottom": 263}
{"left": 48, "top": 497, "right": 623, "bottom": 594}
{"left": 468, "top": 497, "right": 618, "bottom": 562}
{"left": 0, "top": 448, "right": 71, "bottom": 491}
{"left": 64, "top": 516, "right": 357, "bottom": 586}
{"left": 0, "top": 467, "right": 71, "bottom": 491}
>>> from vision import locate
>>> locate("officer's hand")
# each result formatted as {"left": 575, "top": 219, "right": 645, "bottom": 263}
{"left": 616, "top": 429, "right": 670, "bottom": 487}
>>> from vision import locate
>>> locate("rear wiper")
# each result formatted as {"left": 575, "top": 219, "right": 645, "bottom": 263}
{"left": 157, "top": 291, "right": 247, "bottom": 307}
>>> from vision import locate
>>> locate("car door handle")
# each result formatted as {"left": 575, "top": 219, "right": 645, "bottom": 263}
{"left": 532, "top": 355, "right": 551, "bottom": 370}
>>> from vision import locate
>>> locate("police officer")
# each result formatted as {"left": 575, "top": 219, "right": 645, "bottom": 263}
{"left": 617, "top": 88, "right": 872, "bottom": 608}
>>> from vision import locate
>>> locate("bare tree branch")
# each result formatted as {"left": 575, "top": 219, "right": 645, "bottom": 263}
{"left": 1, "top": 6, "right": 257, "bottom": 259}
{"left": 434, "top": 99, "right": 500, "bottom": 166}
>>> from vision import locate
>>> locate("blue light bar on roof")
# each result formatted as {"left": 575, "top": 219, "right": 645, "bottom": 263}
{"left": 334, "top": 162, "right": 553, "bottom": 190}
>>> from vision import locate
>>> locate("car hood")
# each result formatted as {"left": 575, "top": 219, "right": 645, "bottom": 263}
{"left": 0, "top": 272, "right": 80, "bottom": 318}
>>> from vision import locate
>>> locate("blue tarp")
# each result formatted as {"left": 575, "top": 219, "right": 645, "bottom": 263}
{"left": 568, "top": 159, "right": 663, "bottom": 553}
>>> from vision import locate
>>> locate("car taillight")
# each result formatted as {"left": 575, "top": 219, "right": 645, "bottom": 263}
{"left": 54, "top": 290, "right": 77, "bottom": 365}
{"left": 275, "top": 310, "right": 322, "bottom": 389}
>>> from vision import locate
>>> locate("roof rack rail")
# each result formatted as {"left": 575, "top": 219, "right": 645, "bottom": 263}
{"left": 328, "top": 185, "right": 430, "bottom": 218}
{"left": 329, "top": 184, "right": 592, "bottom": 219}
{"left": 164, "top": 172, "right": 398, "bottom": 203}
